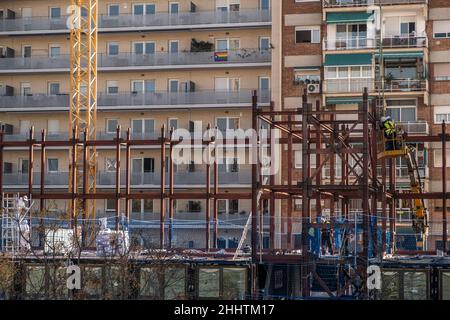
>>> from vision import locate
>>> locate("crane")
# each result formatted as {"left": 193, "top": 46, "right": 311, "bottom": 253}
{"left": 68, "top": 0, "right": 98, "bottom": 246}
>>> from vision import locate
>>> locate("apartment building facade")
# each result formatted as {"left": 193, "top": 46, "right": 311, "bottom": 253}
{"left": 278, "top": 0, "right": 450, "bottom": 251}
{"left": 0, "top": 0, "right": 272, "bottom": 249}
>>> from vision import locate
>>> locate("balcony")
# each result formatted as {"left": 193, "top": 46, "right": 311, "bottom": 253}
{"left": 375, "top": 79, "right": 428, "bottom": 92}
{"left": 323, "top": 0, "right": 427, "bottom": 8}
{"left": 2, "top": 170, "right": 252, "bottom": 188}
{"left": 324, "top": 36, "right": 427, "bottom": 51}
{"left": 0, "top": 49, "right": 271, "bottom": 73}
{"left": 0, "top": 90, "right": 270, "bottom": 112}
{"left": 323, "top": 79, "right": 374, "bottom": 94}
{"left": 0, "top": 10, "right": 271, "bottom": 35}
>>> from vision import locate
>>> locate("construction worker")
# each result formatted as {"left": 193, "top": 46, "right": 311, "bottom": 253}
{"left": 321, "top": 217, "right": 333, "bottom": 255}
{"left": 380, "top": 116, "right": 396, "bottom": 151}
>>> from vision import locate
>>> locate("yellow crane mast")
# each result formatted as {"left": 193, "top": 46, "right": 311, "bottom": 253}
{"left": 68, "top": 0, "right": 98, "bottom": 244}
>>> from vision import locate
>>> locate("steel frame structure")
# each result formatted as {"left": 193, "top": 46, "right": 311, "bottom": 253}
{"left": 1, "top": 90, "right": 450, "bottom": 298}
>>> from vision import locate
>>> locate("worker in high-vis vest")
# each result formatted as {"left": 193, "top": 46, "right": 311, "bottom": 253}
{"left": 380, "top": 116, "right": 396, "bottom": 151}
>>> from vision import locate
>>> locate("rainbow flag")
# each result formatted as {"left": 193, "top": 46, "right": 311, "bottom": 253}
{"left": 214, "top": 51, "right": 228, "bottom": 62}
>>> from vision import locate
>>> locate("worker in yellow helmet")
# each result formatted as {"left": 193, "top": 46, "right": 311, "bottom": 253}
{"left": 380, "top": 116, "right": 396, "bottom": 151}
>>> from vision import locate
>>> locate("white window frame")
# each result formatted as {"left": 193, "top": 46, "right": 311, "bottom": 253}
{"left": 132, "top": 41, "right": 156, "bottom": 55}
{"left": 131, "top": 118, "right": 155, "bottom": 135}
{"left": 132, "top": 3, "right": 156, "bottom": 15}
{"left": 295, "top": 26, "right": 321, "bottom": 44}
{"left": 106, "top": 80, "right": 119, "bottom": 94}
{"left": 48, "top": 82, "right": 60, "bottom": 95}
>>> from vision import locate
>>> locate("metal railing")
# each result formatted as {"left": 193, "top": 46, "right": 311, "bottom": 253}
{"left": 376, "top": 79, "right": 427, "bottom": 92}
{"left": 0, "top": 90, "right": 271, "bottom": 111}
{"left": 323, "top": 79, "right": 374, "bottom": 93}
{"left": 324, "top": 36, "right": 427, "bottom": 50}
{"left": 3, "top": 170, "right": 251, "bottom": 187}
{"left": 323, "top": 0, "right": 427, "bottom": 8}
{"left": 0, "top": 10, "right": 271, "bottom": 33}
{"left": 0, "top": 49, "right": 271, "bottom": 71}
{"left": 398, "top": 121, "right": 429, "bottom": 135}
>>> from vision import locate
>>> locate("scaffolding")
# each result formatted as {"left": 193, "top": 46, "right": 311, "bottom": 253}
{"left": 1, "top": 90, "right": 450, "bottom": 299}
{"left": 1, "top": 193, "right": 32, "bottom": 253}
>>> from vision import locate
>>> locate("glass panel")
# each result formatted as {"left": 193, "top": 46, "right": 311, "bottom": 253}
{"left": 134, "top": 43, "right": 144, "bottom": 55}
{"left": 132, "top": 120, "right": 143, "bottom": 134}
{"left": 216, "top": 40, "right": 228, "bottom": 51}
{"left": 260, "top": 78, "right": 270, "bottom": 90}
{"left": 48, "top": 159, "right": 58, "bottom": 172}
{"left": 26, "top": 266, "right": 46, "bottom": 296}
{"left": 108, "top": 5, "right": 119, "bottom": 16}
{"left": 165, "top": 267, "right": 185, "bottom": 299}
{"left": 143, "top": 199, "right": 153, "bottom": 213}
{"left": 442, "top": 272, "right": 450, "bottom": 300}
{"left": 404, "top": 272, "right": 427, "bottom": 300}
{"left": 387, "top": 108, "right": 401, "bottom": 122}
{"left": 217, "top": 118, "right": 227, "bottom": 132}
{"left": 198, "top": 268, "right": 220, "bottom": 298}
{"left": 381, "top": 271, "right": 400, "bottom": 300}
{"left": 260, "top": 38, "right": 270, "bottom": 50}
{"left": 326, "top": 67, "right": 337, "bottom": 78}
{"left": 50, "top": 7, "right": 61, "bottom": 18}
{"left": 260, "top": 0, "right": 270, "bottom": 10}
{"left": 83, "top": 267, "right": 103, "bottom": 298}
{"left": 133, "top": 4, "right": 144, "bottom": 15}
{"left": 145, "top": 4, "right": 156, "bottom": 14}
{"left": 401, "top": 108, "right": 416, "bottom": 122}
{"left": 108, "top": 43, "right": 119, "bottom": 55}
{"left": 351, "top": 66, "right": 361, "bottom": 78}
{"left": 338, "top": 67, "right": 348, "bottom": 78}
{"left": 144, "top": 119, "right": 155, "bottom": 133}
{"left": 132, "top": 81, "right": 144, "bottom": 93}
{"left": 223, "top": 268, "right": 247, "bottom": 299}
{"left": 169, "top": 80, "right": 179, "bottom": 92}
{"left": 107, "top": 119, "right": 118, "bottom": 133}
{"left": 132, "top": 199, "right": 141, "bottom": 213}
{"left": 296, "top": 30, "right": 311, "bottom": 43}
{"left": 170, "top": 3, "right": 179, "bottom": 13}
{"left": 170, "top": 41, "right": 179, "bottom": 53}
{"left": 145, "top": 80, "right": 155, "bottom": 93}
{"left": 145, "top": 42, "right": 155, "bottom": 54}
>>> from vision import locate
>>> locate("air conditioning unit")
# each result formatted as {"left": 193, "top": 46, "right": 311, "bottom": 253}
{"left": 307, "top": 83, "right": 320, "bottom": 94}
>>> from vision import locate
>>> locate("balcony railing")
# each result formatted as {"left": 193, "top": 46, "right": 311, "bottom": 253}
{"left": 376, "top": 79, "right": 427, "bottom": 92}
{"left": 323, "top": 0, "right": 427, "bottom": 8}
{"left": 0, "top": 10, "right": 271, "bottom": 33}
{"left": 2, "top": 170, "right": 251, "bottom": 187}
{"left": 324, "top": 36, "right": 427, "bottom": 51}
{"left": 0, "top": 49, "right": 271, "bottom": 72}
{"left": 398, "top": 121, "right": 429, "bottom": 135}
{"left": 0, "top": 90, "right": 271, "bottom": 111}
{"left": 323, "top": 79, "right": 374, "bottom": 93}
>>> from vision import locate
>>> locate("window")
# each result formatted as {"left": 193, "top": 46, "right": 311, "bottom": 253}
{"left": 295, "top": 26, "right": 320, "bottom": 44}
{"left": 133, "top": 41, "right": 155, "bottom": 55}
{"left": 435, "top": 63, "right": 450, "bottom": 81}
{"left": 260, "top": 0, "right": 270, "bottom": 10}
{"left": 20, "top": 83, "right": 32, "bottom": 96}
{"left": 22, "top": 45, "right": 32, "bottom": 58}
{"left": 169, "top": 2, "right": 179, "bottom": 14}
{"left": 188, "top": 201, "right": 201, "bottom": 212}
{"left": 107, "top": 42, "right": 119, "bottom": 56}
{"left": 106, "top": 119, "right": 118, "bottom": 133}
{"left": 108, "top": 4, "right": 119, "bottom": 16}
{"left": 434, "top": 149, "right": 450, "bottom": 167}
{"left": 105, "top": 158, "right": 117, "bottom": 172}
{"left": 132, "top": 119, "right": 155, "bottom": 137}
{"left": 216, "top": 117, "right": 239, "bottom": 131}
{"left": 132, "top": 199, "right": 153, "bottom": 213}
{"left": 19, "top": 159, "right": 29, "bottom": 174}
{"left": 325, "top": 66, "right": 372, "bottom": 79}
{"left": 335, "top": 23, "right": 367, "bottom": 49}
{"left": 168, "top": 79, "right": 179, "bottom": 92}
{"left": 107, "top": 81, "right": 119, "bottom": 94}
{"left": 229, "top": 200, "right": 239, "bottom": 214}
{"left": 259, "top": 37, "right": 270, "bottom": 50}
{"left": 106, "top": 199, "right": 115, "bottom": 211}
{"left": 386, "top": 99, "right": 417, "bottom": 122}
{"left": 131, "top": 80, "right": 155, "bottom": 93}
{"left": 215, "top": 78, "right": 240, "bottom": 91}
{"left": 215, "top": 38, "right": 240, "bottom": 51}
{"left": 133, "top": 4, "right": 156, "bottom": 15}
{"left": 259, "top": 77, "right": 270, "bottom": 91}
{"left": 169, "top": 40, "right": 179, "bottom": 53}
{"left": 48, "top": 82, "right": 60, "bottom": 95}
{"left": 47, "top": 119, "right": 59, "bottom": 134}
{"left": 49, "top": 45, "right": 60, "bottom": 57}
{"left": 400, "top": 22, "right": 416, "bottom": 36}
{"left": 435, "top": 107, "right": 450, "bottom": 123}
{"left": 50, "top": 7, "right": 61, "bottom": 19}
{"left": 47, "top": 158, "right": 59, "bottom": 172}
{"left": 434, "top": 20, "right": 450, "bottom": 39}
{"left": 168, "top": 118, "right": 178, "bottom": 131}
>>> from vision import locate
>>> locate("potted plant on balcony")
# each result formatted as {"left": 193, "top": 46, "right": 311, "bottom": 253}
{"left": 385, "top": 72, "right": 394, "bottom": 90}
{"left": 190, "top": 39, "right": 213, "bottom": 52}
